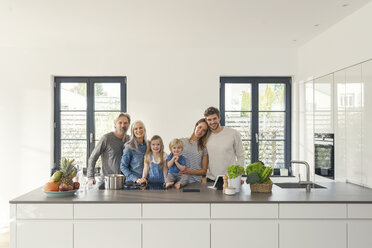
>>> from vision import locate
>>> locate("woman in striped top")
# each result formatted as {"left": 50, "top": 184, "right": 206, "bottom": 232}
{"left": 179, "top": 118, "right": 210, "bottom": 183}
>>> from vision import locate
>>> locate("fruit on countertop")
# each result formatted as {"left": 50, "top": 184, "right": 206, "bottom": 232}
{"left": 59, "top": 183, "right": 69, "bottom": 192}
{"left": 73, "top": 182, "right": 80, "bottom": 190}
{"left": 44, "top": 182, "right": 59, "bottom": 192}
{"left": 44, "top": 157, "right": 79, "bottom": 193}
{"left": 60, "top": 157, "right": 76, "bottom": 187}
{"left": 49, "top": 171, "right": 63, "bottom": 183}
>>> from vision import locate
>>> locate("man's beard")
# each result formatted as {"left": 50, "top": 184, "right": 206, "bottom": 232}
{"left": 210, "top": 123, "right": 219, "bottom": 131}
{"left": 116, "top": 127, "right": 127, "bottom": 135}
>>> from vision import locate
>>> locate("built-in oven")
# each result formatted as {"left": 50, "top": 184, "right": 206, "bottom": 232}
{"left": 314, "top": 133, "right": 334, "bottom": 179}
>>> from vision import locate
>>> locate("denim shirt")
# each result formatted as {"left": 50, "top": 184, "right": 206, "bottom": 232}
{"left": 120, "top": 140, "right": 147, "bottom": 183}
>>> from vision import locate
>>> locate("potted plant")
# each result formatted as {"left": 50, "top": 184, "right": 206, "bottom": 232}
{"left": 246, "top": 161, "right": 273, "bottom": 193}
{"left": 226, "top": 165, "right": 245, "bottom": 193}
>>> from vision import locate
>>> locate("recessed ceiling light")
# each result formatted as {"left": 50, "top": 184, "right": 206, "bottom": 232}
{"left": 342, "top": 3, "right": 349, "bottom": 7}
{"left": 314, "top": 24, "right": 320, "bottom": 27}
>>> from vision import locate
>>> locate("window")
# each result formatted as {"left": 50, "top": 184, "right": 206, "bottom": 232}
{"left": 54, "top": 77, "right": 126, "bottom": 172}
{"left": 220, "top": 77, "right": 291, "bottom": 169}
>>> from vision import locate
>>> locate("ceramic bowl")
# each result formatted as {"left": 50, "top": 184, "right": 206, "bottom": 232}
{"left": 225, "top": 187, "right": 236, "bottom": 195}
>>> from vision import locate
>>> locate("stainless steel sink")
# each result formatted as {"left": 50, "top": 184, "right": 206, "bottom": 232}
{"left": 274, "top": 183, "right": 327, "bottom": 189}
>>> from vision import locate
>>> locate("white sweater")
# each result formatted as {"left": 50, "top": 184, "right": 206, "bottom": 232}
{"left": 206, "top": 127, "right": 245, "bottom": 180}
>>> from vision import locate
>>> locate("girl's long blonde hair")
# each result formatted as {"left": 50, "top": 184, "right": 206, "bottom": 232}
{"left": 144, "top": 135, "right": 165, "bottom": 169}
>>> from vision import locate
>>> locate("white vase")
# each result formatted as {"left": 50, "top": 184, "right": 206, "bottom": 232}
{"left": 228, "top": 175, "right": 242, "bottom": 193}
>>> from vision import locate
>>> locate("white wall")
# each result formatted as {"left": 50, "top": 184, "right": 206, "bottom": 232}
{"left": 0, "top": 0, "right": 296, "bottom": 227}
{"left": 294, "top": 2, "right": 372, "bottom": 182}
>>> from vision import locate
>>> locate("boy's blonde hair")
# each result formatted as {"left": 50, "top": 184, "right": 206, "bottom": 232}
{"left": 169, "top": 138, "right": 184, "bottom": 152}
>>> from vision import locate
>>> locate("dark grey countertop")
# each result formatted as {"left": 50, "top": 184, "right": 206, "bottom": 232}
{"left": 9, "top": 182, "right": 372, "bottom": 204}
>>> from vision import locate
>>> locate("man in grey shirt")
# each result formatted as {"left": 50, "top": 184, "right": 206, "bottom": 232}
{"left": 87, "top": 113, "right": 131, "bottom": 183}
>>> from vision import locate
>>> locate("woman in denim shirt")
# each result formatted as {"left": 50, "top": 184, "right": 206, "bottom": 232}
{"left": 120, "top": 120, "right": 148, "bottom": 183}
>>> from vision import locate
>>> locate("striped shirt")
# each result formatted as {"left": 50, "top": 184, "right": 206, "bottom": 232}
{"left": 181, "top": 138, "right": 208, "bottom": 183}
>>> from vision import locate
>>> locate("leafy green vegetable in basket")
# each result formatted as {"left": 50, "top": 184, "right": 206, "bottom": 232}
{"left": 246, "top": 172, "right": 261, "bottom": 184}
{"left": 246, "top": 161, "right": 273, "bottom": 184}
{"left": 246, "top": 161, "right": 265, "bottom": 176}
{"left": 226, "top": 165, "right": 245, "bottom": 179}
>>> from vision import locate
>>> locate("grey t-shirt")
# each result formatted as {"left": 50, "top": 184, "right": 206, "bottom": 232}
{"left": 181, "top": 138, "right": 208, "bottom": 183}
{"left": 87, "top": 132, "right": 130, "bottom": 179}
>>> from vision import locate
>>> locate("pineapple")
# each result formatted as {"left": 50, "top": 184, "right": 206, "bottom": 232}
{"left": 60, "top": 157, "right": 76, "bottom": 187}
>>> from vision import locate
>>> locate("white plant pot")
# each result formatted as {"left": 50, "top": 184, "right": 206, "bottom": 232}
{"left": 228, "top": 175, "right": 242, "bottom": 193}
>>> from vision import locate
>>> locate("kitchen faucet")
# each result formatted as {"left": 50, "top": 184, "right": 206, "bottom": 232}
{"left": 291, "top": 160, "right": 313, "bottom": 192}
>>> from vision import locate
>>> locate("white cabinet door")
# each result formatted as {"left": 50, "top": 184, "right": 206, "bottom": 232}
{"left": 17, "top": 221, "right": 73, "bottom": 248}
{"left": 345, "top": 64, "right": 363, "bottom": 185}
{"left": 279, "top": 222, "right": 346, "bottom": 248}
{"left": 143, "top": 222, "right": 209, "bottom": 248}
{"left": 361, "top": 60, "right": 372, "bottom": 187}
{"left": 348, "top": 222, "right": 372, "bottom": 248}
{"left": 299, "top": 80, "right": 315, "bottom": 181}
{"left": 74, "top": 221, "right": 140, "bottom": 248}
{"left": 334, "top": 70, "right": 346, "bottom": 181}
{"left": 314, "top": 74, "right": 334, "bottom": 134}
{"left": 211, "top": 222, "right": 278, "bottom": 248}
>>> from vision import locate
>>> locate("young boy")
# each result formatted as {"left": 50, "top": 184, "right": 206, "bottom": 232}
{"left": 166, "top": 138, "right": 188, "bottom": 189}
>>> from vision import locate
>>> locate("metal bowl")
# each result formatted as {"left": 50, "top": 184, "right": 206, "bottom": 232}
{"left": 104, "top": 174, "right": 125, "bottom": 190}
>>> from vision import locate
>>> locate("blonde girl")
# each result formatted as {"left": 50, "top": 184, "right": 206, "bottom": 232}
{"left": 137, "top": 135, "right": 168, "bottom": 184}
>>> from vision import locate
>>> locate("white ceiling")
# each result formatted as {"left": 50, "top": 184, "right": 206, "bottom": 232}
{"left": 139, "top": 0, "right": 372, "bottom": 48}
{"left": 2, "top": 0, "right": 372, "bottom": 49}
{"left": 216, "top": 0, "right": 372, "bottom": 47}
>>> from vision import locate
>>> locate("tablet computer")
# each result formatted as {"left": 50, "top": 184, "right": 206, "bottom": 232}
{"left": 208, "top": 175, "right": 224, "bottom": 190}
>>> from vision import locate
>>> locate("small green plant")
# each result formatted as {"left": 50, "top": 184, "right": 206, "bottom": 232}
{"left": 226, "top": 165, "right": 245, "bottom": 179}
{"left": 246, "top": 161, "right": 273, "bottom": 184}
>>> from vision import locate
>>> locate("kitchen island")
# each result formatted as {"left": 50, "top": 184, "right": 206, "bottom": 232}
{"left": 9, "top": 182, "right": 372, "bottom": 248}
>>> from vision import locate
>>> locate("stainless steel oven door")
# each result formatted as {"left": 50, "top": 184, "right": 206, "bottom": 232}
{"left": 314, "top": 144, "right": 334, "bottom": 179}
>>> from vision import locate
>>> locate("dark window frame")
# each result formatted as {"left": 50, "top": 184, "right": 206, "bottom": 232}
{"left": 53, "top": 76, "right": 127, "bottom": 174}
{"left": 220, "top": 76, "right": 291, "bottom": 169}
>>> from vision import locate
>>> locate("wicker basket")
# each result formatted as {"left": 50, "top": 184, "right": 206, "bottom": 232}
{"left": 250, "top": 183, "right": 273, "bottom": 193}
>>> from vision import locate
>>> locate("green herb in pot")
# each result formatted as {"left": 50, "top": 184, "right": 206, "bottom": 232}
{"left": 226, "top": 165, "right": 245, "bottom": 179}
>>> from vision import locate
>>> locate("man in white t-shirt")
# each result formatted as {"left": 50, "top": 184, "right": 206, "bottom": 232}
{"left": 204, "top": 107, "right": 245, "bottom": 181}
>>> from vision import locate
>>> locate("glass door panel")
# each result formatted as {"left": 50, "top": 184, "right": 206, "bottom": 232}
{"left": 221, "top": 78, "right": 290, "bottom": 169}
{"left": 225, "top": 84, "right": 251, "bottom": 111}
{"left": 61, "top": 139, "right": 87, "bottom": 167}
{"left": 94, "top": 82, "right": 122, "bottom": 142}
{"left": 94, "top": 111, "right": 121, "bottom": 140}
{"left": 224, "top": 83, "right": 252, "bottom": 165}
{"left": 225, "top": 112, "right": 251, "bottom": 140}
{"left": 60, "top": 83, "right": 87, "bottom": 110}
{"left": 60, "top": 82, "right": 87, "bottom": 169}
{"left": 242, "top": 141, "right": 251, "bottom": 165}
{"left": 61, "top": 112, "right": 87, "bottom": 139}
{"left": 259, "top": 84, "right": 285, "bottom": 111}
{"left": 258, "top": 112, "right": 285, "bottom": 140}
{"left": 94, "top": 83, "right": 121, "bottom": 110}
{"left": 258, "top": 83, "right": 287, "bottom": 168}
{"left": 258, "top": 140, "right": 285, "bottom": 168}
